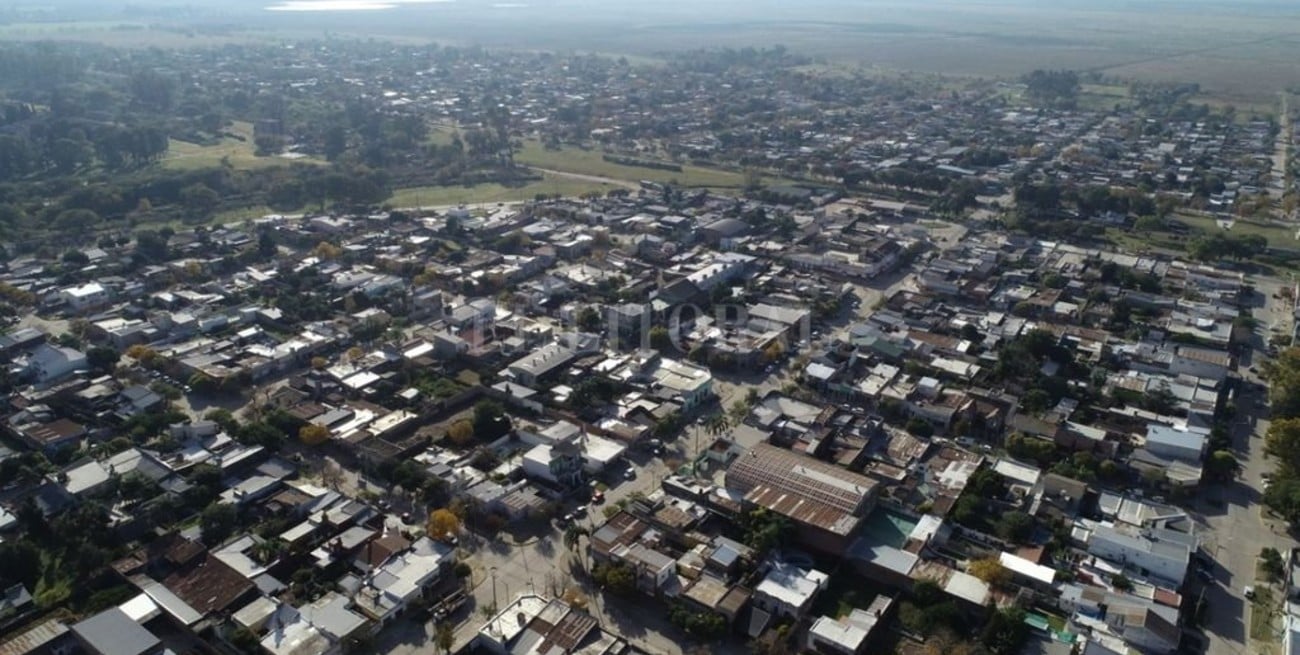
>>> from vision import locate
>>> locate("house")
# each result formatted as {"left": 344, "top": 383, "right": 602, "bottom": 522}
{"left": 26, "top": 344, "right": 87, "bottom": 384}
{"left": 352, "top": 537, "right": 453, "bottom": 626}
{"left": 1083, "top": 522, "right": 1193, "bottom": 587}
{"left": 60, "top": 282, "right": 110, "bottom": 312}
{"left": 752, "top": 563, "right": 828, "bottom": 620}
{"left": 805, "top": 595, "right": 894, "bottom": 655}
{"left": 505, "top": 333, "right": 600, "bottom": 386}
{"left": 0, "top": 617, "right": 72, "bottom": 655}
{"left": 257, "top": 593, "right": 370, "bottom": 655}
{"left": 475, "top": 594, "right": 631, "bottom": 655}
{"left": 644, "top": 357, "right": 714, "bottom": 411}
{"left": 70, "top": 608, "right": 162, "bottom": 655}
{"left": 1144, "top": 424, "right": 1208, "bottom": 463}
{"left": 111, "top": 534, "right": 257, "bottom": 623}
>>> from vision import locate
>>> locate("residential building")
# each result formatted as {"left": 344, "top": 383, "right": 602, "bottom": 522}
{"left": 752, "top": 563, "right": 828, "bottom": 620}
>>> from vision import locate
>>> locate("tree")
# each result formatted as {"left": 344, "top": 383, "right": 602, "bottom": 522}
{"left": 969, "top": 558, "right": 1012, "bottom": 588}
{"left": 435, "top": 623, "right": 454, "bottom": 655}
{"left": 1111, "top": 573, "right": 1133, "bottom": 590}
{"left": 55, "top": 208, "right": 100, "bottom": 231}
{"left": 576, "top": 306, "right": 602, "bottom": 332}
{"left": 995, "top": 511, "right": 1034, "bottom": 543}
{"left": 906, "top": 418, "right": 935, "bottom": 438}
{"left": 591, "top": 561, "right": 636, "bottom": 595}
{"left": 126, "top": 344, "right": 159, "bottom": 366}
{"left": 427, "top": 508, "right": 460, "bottom": 539}
{"left": 312, "top": 241, "right": 342, "bottom": 260}
{"left": 86, "top": 346, "right": 120, "bottom": 372}
{"left": 981, "top": 607, "right": 1029, "bottom": 655}
{"left": 447, "top": 419, "right": 475, "bottom": 447}
{"left": 180, "top": 183, "right": 220, "bottom": 218}
{"left": 472, "top": 400, "right": 510, "bottom": 441}
{"left": 1206, "top": 450, "right": 1239, "bottom": 482}
{"left": 1262, "top": 547, "right": 1286, "bottom": 582}
{"left": 299, "top": 424, "right": 330, "bottom": 446}
{"left": 648, "top": 326, "right": 672, "bottom": 351}
{"left": 740, "top": 507, "right": 791, "bottom": 553}
{"left": 200, "top": 502, "right": 238, "bottom": 545}
{"left": 237, "top": 421, "right": 286, "bottom": 450}
{"left": 204, "top": 408, "right": 240, "bottom": 434}
{"left": 1269, "top": 348, "right": 1300, "bottom": 420}
{"left": 1267, "top": 418, "right": 1300, "bottom": 477}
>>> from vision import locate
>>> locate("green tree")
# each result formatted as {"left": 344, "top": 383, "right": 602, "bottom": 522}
{"left": 1266, "top": 348, "right": 1300, "bottom": 419}
{"left": 649, "top": 326, "right": 672, "bottom": 351}
{"left": 981, "top": 608, "right": 1029, "bottom": 655}
{"left": 1206, "top": 450, "right": 1239, "bottom": 482}
{"left": 472, "top": 400, "right": 510, "bottom": 441}
{"left": 740, "top": 507, "right": 792, "bottom": 553}
{"left": 996, "top": 511, "right": 1034, "bottom": 544}
{"left": 592, "top": 561, "right": 636, "bottom": 595}
{"left": 200, "top": 502, "right": 238, "bottom": 545}
{"left": 436, "top": 623, "right": 454, "bottom": 655}
{"left": 86, "top": 346, "right": 120, "bottom": 372}
{"left": 576, "top": 306, "right": 602, "bottom": 332}
{"left": 1266, "top": 418, "right": 1300, "bottom": 477}
{"left": 1264, "top": 476, "right": 1300, "bottom": 524}
{"left": 180, "top": 183, "right": 220, "bottom": 217}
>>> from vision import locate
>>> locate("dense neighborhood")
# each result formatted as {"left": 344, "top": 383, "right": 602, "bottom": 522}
{"left": 0, "top": 36, "right": 1298, "bottom": 655}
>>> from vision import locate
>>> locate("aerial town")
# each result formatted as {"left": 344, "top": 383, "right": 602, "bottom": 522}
{"left": 0, "top": 34, "right": 1299, "bottom": 655}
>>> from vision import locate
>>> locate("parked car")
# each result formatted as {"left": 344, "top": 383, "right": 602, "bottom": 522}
{"left": 623, "top": 468, "right": 637, "bottom": 480}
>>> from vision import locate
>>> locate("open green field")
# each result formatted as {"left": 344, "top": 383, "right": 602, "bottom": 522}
{"left": 163, "top": 121, "right": 323, "bottom": 171}
{"left": 1078, "top": 83, "right": 1133, "bottom": 112}
{"left": 1174, "top": 213, "right": 1298, "bottom": 249}
{"left": 387, "top": 173, "right": 617, "bottom": 208}
{"left": 514, "top": 140, "right": 748, "bottom": 188}
{"left": 426, "top": 124, "right": 460, "bottom": 148}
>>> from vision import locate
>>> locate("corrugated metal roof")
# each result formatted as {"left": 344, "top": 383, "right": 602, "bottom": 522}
{"left": 0, "top": 619, "right": 68, "bottom": 655}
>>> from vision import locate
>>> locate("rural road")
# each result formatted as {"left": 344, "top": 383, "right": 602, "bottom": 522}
{"left": 526, "top": 166, "right": 641, "bottom": 190}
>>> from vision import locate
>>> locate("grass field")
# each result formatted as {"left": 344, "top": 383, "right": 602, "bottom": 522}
{"left": 1249, "top": 586, "right": 1279, "bottom": 643}
{"left": 514, "top": 140, "right": 748, "bottom": 188}
{"left": 387, "top": 173, "right": 616, "bottom": 208}
{"left": 426, "top": 124, "right": 460, "bottom": 147}
{"left": 1078, "top": 83, "right": 1132, "bottom": 112}
{"left": 164, "top": 121, "right": 323, "bottom": 171}
{"left": 1174, "top": 213, "right": 1298, "bottom": 249}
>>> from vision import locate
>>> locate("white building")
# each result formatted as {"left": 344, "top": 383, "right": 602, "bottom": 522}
{"left": 60, "top": 282, "right": 109, "bottom": 312}
{"left": 753, "top": 563, "right": 828, "bottom": 619}
{"left": 805, "top": 595, "right": 893, "bottom": 655}
{"left": 352, "top": 537, "right": 452, "bottom": 626}
{"left": 26, "top": 344, "right": 87, "bottom": 383}
{"left": 518, "top": 421, "right": 627, "bottom": 488}
{"left": 1144, "top": 424, "right": 1209, "bottom": 463}
{"left": 1084, "top": 523, "right": 1192, "bottom": 587}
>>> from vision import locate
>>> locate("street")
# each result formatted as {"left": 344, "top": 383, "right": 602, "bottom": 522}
{"left": 1198, "top": 283, "right": 1296, "bottom": 655}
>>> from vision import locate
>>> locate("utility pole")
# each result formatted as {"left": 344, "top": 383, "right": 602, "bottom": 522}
{"left": 490, "top": 566, "right": 498, "bottom": 612}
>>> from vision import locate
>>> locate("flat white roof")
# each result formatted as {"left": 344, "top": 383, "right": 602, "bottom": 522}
{"left": 999, "top": 551, "right": 1057, "bottom": 584}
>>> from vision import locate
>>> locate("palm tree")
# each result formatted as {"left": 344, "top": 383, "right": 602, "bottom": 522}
{"left": 435, "top": 622, "right": 454, "bottom": 655}
{"left": 564, "top": 523, "right": 590, "bottom": 570}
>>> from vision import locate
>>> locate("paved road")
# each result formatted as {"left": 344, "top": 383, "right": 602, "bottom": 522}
{"left": 1199, "top": 285, "right": 1296, "bottom": 655}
